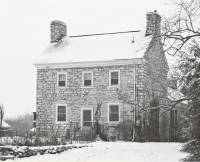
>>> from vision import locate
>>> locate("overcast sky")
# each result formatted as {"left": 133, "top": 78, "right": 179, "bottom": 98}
{"left": 0, "top": 0, "right": 174, "bottom": 118}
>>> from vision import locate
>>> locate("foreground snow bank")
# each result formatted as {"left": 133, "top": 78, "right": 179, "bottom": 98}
{"left": 6, "top": 142, "right": 188, "bottom": 162}
{"left": 0, "top": 144, "right": 88, "bottom": 160}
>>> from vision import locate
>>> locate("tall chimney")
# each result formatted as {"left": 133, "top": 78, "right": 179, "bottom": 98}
{"left": 50, "top": 20, "right": 67, "bottom": 43}
{"left": 145, "top": 10, "right": 161, "bottom": 36}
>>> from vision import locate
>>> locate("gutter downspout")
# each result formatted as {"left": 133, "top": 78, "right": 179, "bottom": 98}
{"left": 132, "top": 64, "right": 137, "bottom": 141}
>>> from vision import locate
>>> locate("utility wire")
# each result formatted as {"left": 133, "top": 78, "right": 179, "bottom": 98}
{"left": 69, "top": 30, "right": 140, "bottom": 38}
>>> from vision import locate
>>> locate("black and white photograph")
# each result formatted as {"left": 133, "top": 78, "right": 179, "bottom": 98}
{"left": 0, "top": 0, "right": 199, "bottom": 161}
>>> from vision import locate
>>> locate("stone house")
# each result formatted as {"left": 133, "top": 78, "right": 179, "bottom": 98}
{"left": 34, "top": 11, "right": 171, "bottom": 141}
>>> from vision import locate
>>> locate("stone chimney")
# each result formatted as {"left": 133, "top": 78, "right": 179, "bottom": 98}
{"left": 145, "top": 10, "right": 161, "bottom": 36}
{"left": 50, "top": 20, "right": 67, "bottom": 43}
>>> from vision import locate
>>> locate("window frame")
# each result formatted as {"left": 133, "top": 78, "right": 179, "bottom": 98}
{"left": 57, "top": 72, "right": 67, "bottom": 88}
{"left": 107, "top": 103, "right": 120, "bottom": 122}
{"left": 109, "top": 70, "right": 120, "bottom": 87}
{"left": 56, "top": 104, "right": 67, "bottom": 123}
{"left": 82, "top": 71, "right": 93, "bottom": 88}
{"left": 81, "top": 108, "right": 93, "bottom": 127}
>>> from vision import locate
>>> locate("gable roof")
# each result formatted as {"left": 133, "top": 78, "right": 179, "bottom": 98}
{"left": 35, "top": 31, "right": 152, "bottom": 67}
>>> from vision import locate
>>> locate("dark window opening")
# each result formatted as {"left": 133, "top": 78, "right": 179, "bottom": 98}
{"left": 84, "top": 80, "right": 92, "bottom": 86}
{"left": 57, "top": 106, "right": 66, "bottom": 122}
{"left": 109, "top": 105, "right": 119, "bottom": 121}
{"left": 110, "top": 71, "right": 119, "bottom": 86}
{"left": 33, "top": 112, "right": 36, "bottom": 121}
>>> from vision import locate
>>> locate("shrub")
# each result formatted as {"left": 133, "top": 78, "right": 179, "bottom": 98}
{"left": 78, "top": 128, "right": 96, "bottom": 141}
{"left": 117, "top": 120, "right": 133, "bottom": 141}
{"left": 98, "top": 124, "right": 109, "bottom": 141}
{"left": 181, "top": 140, "right": 200, "bottom": 162}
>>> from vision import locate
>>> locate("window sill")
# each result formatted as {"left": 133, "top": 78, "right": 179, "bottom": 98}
{"left": 81, "top": 125, "right": 94, "bottom": 130}
{"left": 57, "top": 86, "right": 67, "bottom": 89}
{"left": 81, "top": 86, "right": 94, "bottom": 89}
{"left": 56, "top": 121, "right": 67, "bottom": 124}
{"left": 108, "top": 85, "right": 120, "bottom": 89}
{"left": 108, "top": 121, "right": 120, "bottom": 126}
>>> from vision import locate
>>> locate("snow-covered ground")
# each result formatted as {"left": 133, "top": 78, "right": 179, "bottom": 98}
{"left": 6, "top": 142, "right": 188, "bottom": 162}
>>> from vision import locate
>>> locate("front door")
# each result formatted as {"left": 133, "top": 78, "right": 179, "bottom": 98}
{"left": 82, "top": 108, "right": 92, "bottom": 127}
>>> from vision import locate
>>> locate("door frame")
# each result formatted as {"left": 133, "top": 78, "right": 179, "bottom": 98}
{"left": 81, "top": 107, "right": 93, "bottom": 127}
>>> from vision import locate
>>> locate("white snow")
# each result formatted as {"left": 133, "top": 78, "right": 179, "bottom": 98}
{"left": 2, "top": 121, "right": 10, "bottom": 128}
{"left": 35, "top": 31, "right": 152, "bottom": 65}
{"left": 6, "top": 142, "right": 188, "bottom": 162}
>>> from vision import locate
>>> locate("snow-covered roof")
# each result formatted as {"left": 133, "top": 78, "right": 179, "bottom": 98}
{"left": 168, "top": 87, "right": 186, "bottom": 103}
{"left": 2, "top": 121, "right": 10, "bottom": 128}
{"left": 35, "top": 31, "right": 152, "bottom": 66}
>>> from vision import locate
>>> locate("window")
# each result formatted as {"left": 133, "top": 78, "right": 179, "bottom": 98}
{"left": 110, "top": 70, "right": 120, "bottom": 86}
{"left": 82, "top": 108, "right": 93, "bottom": 127}
{"left": 83, "top": 72, "right": 93, "bottom": 87}
{"left": 33, "top": 112, "right": 36, "bottom": 121}
{"left": 108, "top": 104, "right": 120, "bottom": 122}
{"left": 57, "top": 73, "right": 67, "bottom": 87}
{"left": 33, "top": 112, "right": 36, "bottom": 127}
{"left": 57, "top": 105, "right": 66, "bottom": 122}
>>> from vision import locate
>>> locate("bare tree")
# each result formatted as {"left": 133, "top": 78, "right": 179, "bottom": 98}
{"left": 5, "top": 113, "right": 32, "bottom": 136}
{"left": 0, "top": 105, "right": 4, "bottom": 136}
{"left": 162, "top": 0, "right": 200, "bottom": 57}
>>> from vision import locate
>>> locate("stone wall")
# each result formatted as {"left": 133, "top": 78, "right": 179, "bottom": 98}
{"left": 36, "top": 63, "right": 145, "bottom": 137}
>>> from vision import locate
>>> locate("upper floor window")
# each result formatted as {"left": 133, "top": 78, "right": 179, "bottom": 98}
{"left": 57, "top": 73, "right": 67, "bottom": 87}
{"left": 109, "top": 70, "right": 120, "bottom": 86}
{"left": 83, "top": 71, "right": 93, "bottom": 87}
{"left": 57, "top": 105, "right": 67, "bottom": 122}
{"left": 108, "top": 104, "right": 120, "bottom": 122}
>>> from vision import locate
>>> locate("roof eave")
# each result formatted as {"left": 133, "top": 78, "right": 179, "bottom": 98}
{"left": 34, "top": 58, "right": 144, "bottom": 69}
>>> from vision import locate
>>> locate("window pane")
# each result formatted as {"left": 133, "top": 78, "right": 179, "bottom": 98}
{"left": 84, "top": 80, "right": 91, "bottom": 86}
{"left": 59, "top": 74, "right": 66, "bottom": 81}
{"left": 83, "top": 121, "right": 92, "bottom": 127}
{"left": 111, "top": 79, "right": 118, "bottom": 85}
{"left": 84, "top": 73, "right": 91, "bottom": 80}
{"left": 109, "top": 114, "right": 119, "bottom": 121}
{"left": 110, "top": 105, "right": 119, "bottom": 113}
{"left": 57, "top": 106, "right": 66, "bottom": 121}
{"left": 83, "top": 110, "right": 91, "bottom": 121}
{"left": 111, "top": 72, "right": 118, "bottom": 79}
{"left": 59, "top": 81, "right": 66, "bottom": 87}
{"left": 58, "top": 106, "right": 66, "bottom": 113}
{"left": 58, "top": 115, "right": 66, "bottom": 121}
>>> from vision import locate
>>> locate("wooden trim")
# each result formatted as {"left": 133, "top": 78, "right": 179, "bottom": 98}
{"left": 34, "top": 58, "right": 144, "bottom": 69}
